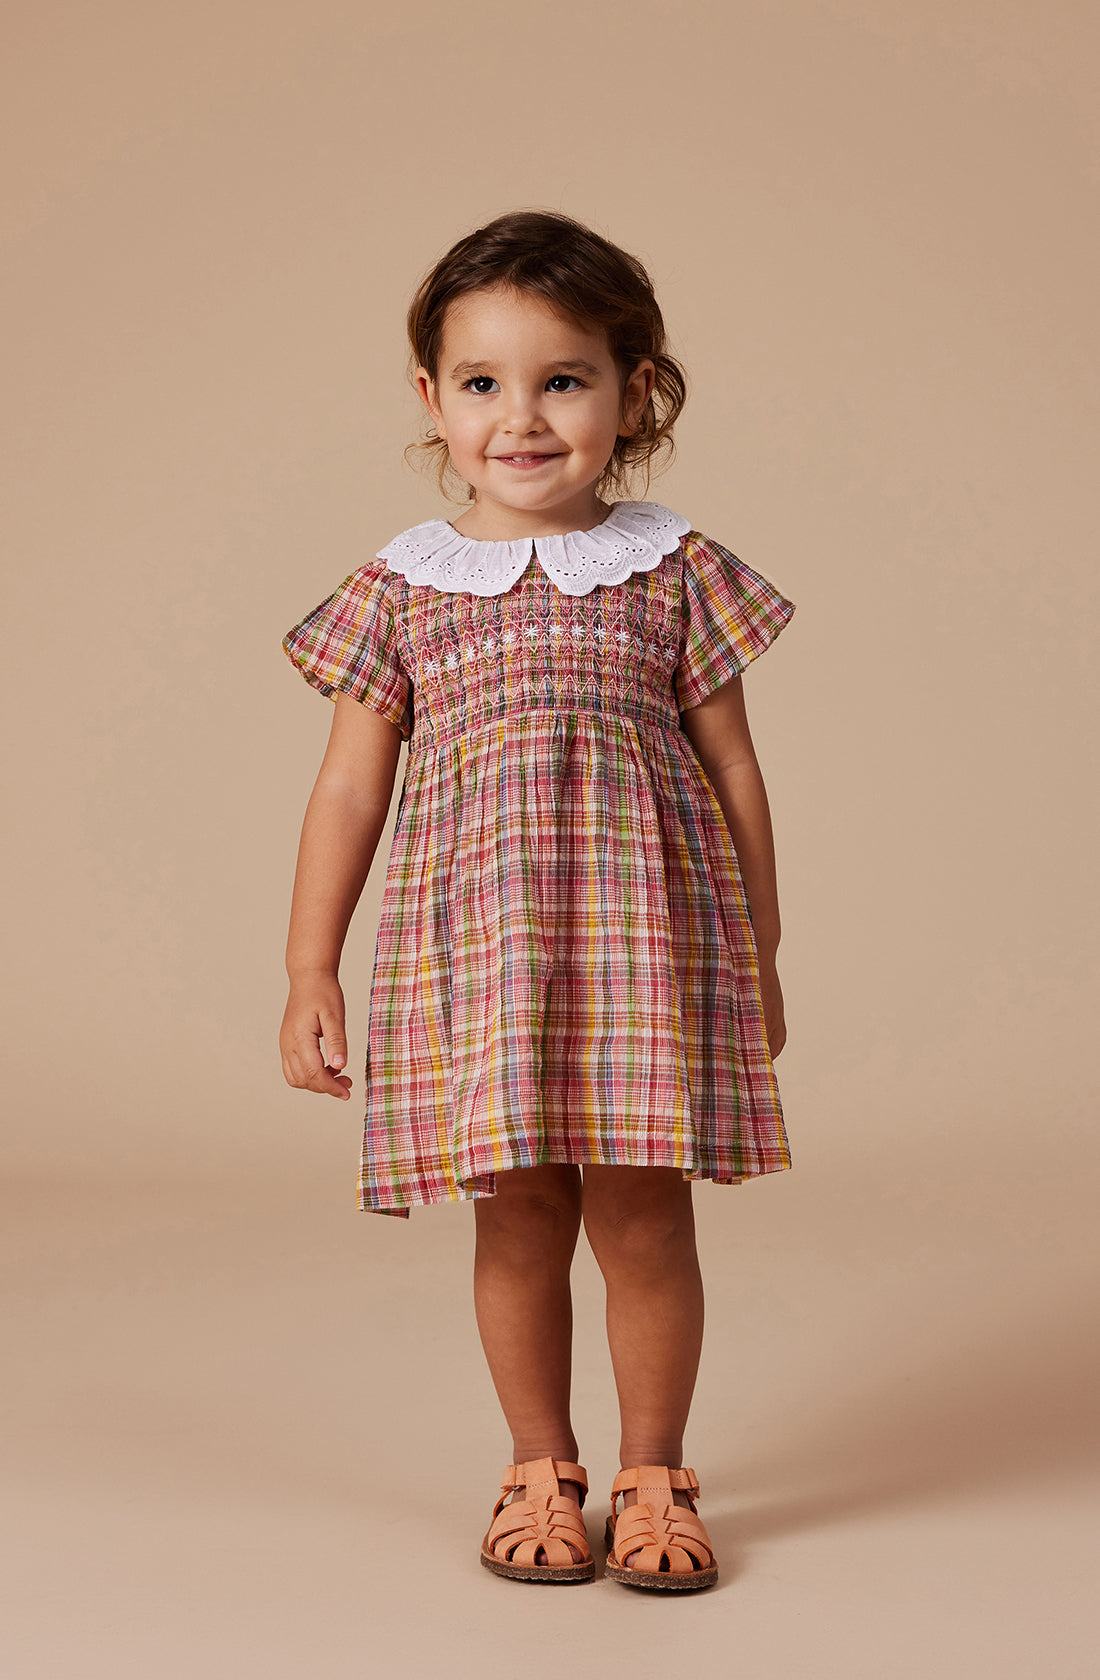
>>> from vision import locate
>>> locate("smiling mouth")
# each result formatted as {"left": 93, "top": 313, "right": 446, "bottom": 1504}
{"left": 494, "top": 452, "right": 561, "bottom": 464}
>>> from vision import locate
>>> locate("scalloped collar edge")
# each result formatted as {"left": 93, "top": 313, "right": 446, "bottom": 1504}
{"left": 375, "top": 500, "right": 694, "bottom": 597}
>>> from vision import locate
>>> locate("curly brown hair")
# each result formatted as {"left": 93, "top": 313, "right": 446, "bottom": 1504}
{"left": 404, "top": 209, "right": 688, "bottom": 505}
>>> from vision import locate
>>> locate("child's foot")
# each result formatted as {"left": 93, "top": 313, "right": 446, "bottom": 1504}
{"left": 604, "top": 1466, "right": 718, "bottom": 1590}
{"left": 509, "top": 1474, "right": 587, "bottom": 1563}
{"left": 481, "top": 1457, "right": 595, "bottom": 1580}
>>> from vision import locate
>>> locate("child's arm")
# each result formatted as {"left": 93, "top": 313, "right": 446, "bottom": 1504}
{"left": 679, "top": 674, "right": 787, "bottom": 1058}
{"left": 279, "top": 693, "right": 403, "bottom": 1100}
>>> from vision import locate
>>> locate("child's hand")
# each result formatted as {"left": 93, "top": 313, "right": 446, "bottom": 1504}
{"left": 279, "top": 975, "right": 354, "bottom": 1100}
{"left": 757, "top": 960, "right": 787, "bottom": 1060}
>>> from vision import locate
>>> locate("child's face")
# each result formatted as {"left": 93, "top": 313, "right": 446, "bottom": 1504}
{"left": 416, "top": 284, "right": 655, "bottom": 534}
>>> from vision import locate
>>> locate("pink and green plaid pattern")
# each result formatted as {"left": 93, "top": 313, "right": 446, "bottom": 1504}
{"left": 283, "top": 531, "right": 796, "bottom": 1216}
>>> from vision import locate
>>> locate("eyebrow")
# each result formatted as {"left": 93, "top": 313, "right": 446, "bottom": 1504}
{"left": 448, "top": 358, "right": 603, "bottom": 381}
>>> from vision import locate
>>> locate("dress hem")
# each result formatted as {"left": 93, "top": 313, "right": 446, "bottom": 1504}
{"left": 356, "top": 1152, "right": 792, "bottom": 1219}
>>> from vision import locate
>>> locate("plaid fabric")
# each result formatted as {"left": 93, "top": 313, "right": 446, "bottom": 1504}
{"left": 281, "top": 565, "right": 414, "bottom": 739}
{"left": 282, "top": 530, "right": 796, "bottom": 1217}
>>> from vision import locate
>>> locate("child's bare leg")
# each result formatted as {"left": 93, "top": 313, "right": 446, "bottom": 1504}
{"left": 472, "top": 1163, "right": 587, "bottom": 1532}
{"left": 580, "top": 1164, "right": 704, "bottom": 1510}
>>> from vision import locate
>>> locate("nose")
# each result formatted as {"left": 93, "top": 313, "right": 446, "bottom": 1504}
{"left": 500, "top": 385, "right": 546, "bottom": 437}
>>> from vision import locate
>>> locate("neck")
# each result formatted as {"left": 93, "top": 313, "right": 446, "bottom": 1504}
{"left": 449, "top": 494, "right": 614, "bottom": 543}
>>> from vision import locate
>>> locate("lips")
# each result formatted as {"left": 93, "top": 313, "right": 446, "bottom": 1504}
{"left": 493, "top": 452, "right": 561, "bottom": 463}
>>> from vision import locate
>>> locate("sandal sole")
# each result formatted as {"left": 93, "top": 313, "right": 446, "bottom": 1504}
{"left": 603, "top": 1516, "right": 718, "bottom": 1591}
{"left": 480, "top": 1548, "right": 595, "bottom": 1584}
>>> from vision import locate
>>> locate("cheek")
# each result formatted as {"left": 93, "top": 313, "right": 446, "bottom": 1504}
{"left": 572, "top": 401, "right": 625, "bottom": 448}
{"left": 440, "top": 411, "right": 484, "bottom": 453}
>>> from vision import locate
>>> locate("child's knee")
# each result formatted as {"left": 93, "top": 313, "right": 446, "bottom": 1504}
{"left": 474, "top": 1164, "right": 582, "bottom": 1252}
{"left": 581, "top": 1169, "right": 694, "bottom": 1267}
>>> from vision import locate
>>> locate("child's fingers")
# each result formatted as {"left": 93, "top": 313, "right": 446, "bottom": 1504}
{"left": 281, "top": 1023, "right": 353, "bottom": 1099}
{"left": 317, "top": 1007, "right": 351, "bottom": 1097}
{"left": 318, "top": 1008, "right": 349, "bottom": 1072}
{"left": 295, "top": 1055, "right": 353, "bottom": 1099}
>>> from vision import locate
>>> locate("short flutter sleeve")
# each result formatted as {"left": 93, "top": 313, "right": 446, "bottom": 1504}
{"left": 282, "top": 562, "right": 414, "bottom": 740}
{"left": 674, "top": 533, "right": 797, "bottom": 713}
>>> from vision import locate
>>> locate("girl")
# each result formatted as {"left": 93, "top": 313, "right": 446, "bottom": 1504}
{"left": 279, "top": 210, "right": 797, "bottom": 1591}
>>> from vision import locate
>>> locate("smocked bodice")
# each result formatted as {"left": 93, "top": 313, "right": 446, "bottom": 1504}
{"left": 390, "top": 543, "right": 687, "bottom": 752}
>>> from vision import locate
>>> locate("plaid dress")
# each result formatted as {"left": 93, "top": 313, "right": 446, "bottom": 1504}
{"left": 282, "top": 502, "right": 797, "bottom": 1217}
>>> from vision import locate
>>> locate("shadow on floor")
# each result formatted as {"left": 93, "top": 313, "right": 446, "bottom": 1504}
{"left": 712, "top": 1281, "right": 1100, "bottom": 1547}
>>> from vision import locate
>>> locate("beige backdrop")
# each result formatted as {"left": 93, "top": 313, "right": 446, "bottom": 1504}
{"left": 4, "top": 1, "right": 1097, "bottom": 1675}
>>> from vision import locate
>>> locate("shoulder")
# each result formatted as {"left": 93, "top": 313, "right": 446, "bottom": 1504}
{"left": 329, "top": 553, "right": 405, "bottom": 610}
{"left": 678, "top": 530, "right": 796, "bottom": 603}
{"left": 313, "top": 523, "right": 450, "bottom": 596}
{"left": 375, "top": 516, "right": 454, "bottom": 570}
{"left": 679, "top": 529, "right": 739, "bottom": 565}
{"left": 283, "top": 557, "right": 400, "bottom": 649}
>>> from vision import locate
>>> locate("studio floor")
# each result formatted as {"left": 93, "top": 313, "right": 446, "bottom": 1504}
{"left": 5, "top": 1158, "right": 1094, "bottom": 1680}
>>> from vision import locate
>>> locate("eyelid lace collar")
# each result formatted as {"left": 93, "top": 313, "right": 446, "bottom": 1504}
{"left": 376, "top": 500, "right": 693, "bottom": 597}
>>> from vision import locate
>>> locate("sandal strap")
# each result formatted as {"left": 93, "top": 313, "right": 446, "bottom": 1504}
{"left": 500, "top": 1457, "right": 588, "bottom": 1495}
{"left": 611, "top": 1465, "right": 700, "bottom": 1498}
{"left": 609, "top": 1503, "right": 715, "bottom": 1573}
{"left": 486, "top": 1498, "right": 591, "bottom": 1549}
{"left": 485, "top": 1459, "right": 594, "bottom": 1569}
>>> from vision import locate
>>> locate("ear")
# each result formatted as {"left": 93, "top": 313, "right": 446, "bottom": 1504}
{"left": 618, "top": 358, "right": 657, "bottom": 436}
{"left": 415, "top": 366, "right": 446, "bottom": 439}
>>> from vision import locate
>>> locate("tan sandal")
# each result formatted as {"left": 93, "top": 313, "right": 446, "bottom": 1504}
{"left": 604, "top": 1465, "right": 719, "bottom": 1590}
{"left": 481, "top": 1456, "right": 595, "bottom": 1583}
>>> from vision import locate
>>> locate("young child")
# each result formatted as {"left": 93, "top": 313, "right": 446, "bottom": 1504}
{"left": 279, "top": 209, "right": 797, "bottom": 1591}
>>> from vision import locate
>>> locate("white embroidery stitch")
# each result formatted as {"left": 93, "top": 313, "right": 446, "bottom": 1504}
{"left": 377, "top": 501, "right": 692, "bottom": 597}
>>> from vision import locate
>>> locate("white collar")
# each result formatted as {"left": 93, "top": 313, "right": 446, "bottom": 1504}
{"left": 376, "top": 500, "right": 693, "bottom": 597}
